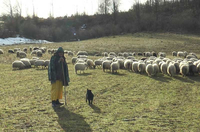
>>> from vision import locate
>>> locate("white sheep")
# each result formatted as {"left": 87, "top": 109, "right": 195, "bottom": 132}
{"left": 180, "top": 64, "right": 189, "bottom": 77}
{"left": 167, "top": 63, "right": 176, "bottom": 77}
{"left": 102, "top": 60, "right": 112, "bottom": 72}
{"left": 0, "top": 49, "right": 4, "bottom": 54}
{"left": 102, "top": 52, "right": 108, "bottom": 57}
{"left": 172, "top": 51, "right": 177, "bottom": 56}
{"left": 86, "top": 59, "right": 95, "bottom": 69}
{"left": 12, "top": 60, "right": 25, "bottom": 69}
{"left": 34, "top": 60, "right": 45, "bottom": 68}
{"left": 177, "top": 51, "right": 186, "bottom": 58}
{"left": 17, "top": 51, "right": 27, "bottom": 58}
{"left": 36, "top": 50, "right": 43, "bottom": 57}
{"left": 111, "top": 61, "right": 120, "bottom": 73}
{"left": 146, "top": 64, "right": 153, "bottom": 76}
{"left": 124, "top": 59, "right": 133, "bottom": 71}
{"left": 132, "top": 62, "right": 139, "bottom": 73}
{"left": 44, "top": 60, "right": 50, "bottom": 68}
{"left": 14, "top": 48, "right": 20, "bottom": 53}
{"left": 94, "top": 59, "right": 103, "bottom": 68}
{"left": 160, "top": 62, "right": 167, "bottom": 74}
{"left": 8, "top": 49, "right": 14, "bottom": 53}
{"left": 20, "top": 58, "right": 31, "bottom": 68}
{"left": 74, "top": 62, "right": 88, "bottom": 74}
{"left": 77, "top": 51, "right": 88, "bottom": 56}
{"left": 138, "top": 62, "right": 146, "bottom": 74}
{"left": 72, "top": 57, "right": 78, "bottom": 65}
{"left": 152, "top": 63, "right": 159, "bottom": 76}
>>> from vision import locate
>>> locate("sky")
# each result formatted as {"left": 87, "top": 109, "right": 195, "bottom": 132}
{"left": 0, "top": 0, "right": 147, "bottom": 18}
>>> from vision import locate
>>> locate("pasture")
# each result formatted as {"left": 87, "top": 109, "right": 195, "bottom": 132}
{"left": 0, "top": 33, "right": 200, "bottom": 131}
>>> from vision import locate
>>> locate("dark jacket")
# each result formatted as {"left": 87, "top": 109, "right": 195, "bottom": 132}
{"left": 48, "top": 52, "right": 70, "bottom": 86}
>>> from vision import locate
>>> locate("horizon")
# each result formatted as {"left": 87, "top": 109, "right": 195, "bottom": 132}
{"left": 0, "top": 0, "right": 147, "bottom": 18}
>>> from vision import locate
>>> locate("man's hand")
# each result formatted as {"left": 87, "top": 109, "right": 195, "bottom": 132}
{"left": 59, "top": 57, "right": 64, "bottom": 62}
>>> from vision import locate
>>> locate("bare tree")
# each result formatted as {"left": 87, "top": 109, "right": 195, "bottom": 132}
{"left": 112, "top": 0, "right": 120, "bottom": 24}
{"left": 3, "top": 0, "right": 13, "bottom": 17}
{"left": 98, "top": 0, "right": 111, "bottom": 14}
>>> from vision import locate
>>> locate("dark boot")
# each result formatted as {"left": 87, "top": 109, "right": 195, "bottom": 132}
{"left": 56, "top": 99, "right": 64, "bottom": 105}
{"left": 52, "top": 101, "right": 57, "bottom": 107}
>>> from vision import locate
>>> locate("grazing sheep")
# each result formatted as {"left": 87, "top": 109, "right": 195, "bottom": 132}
{"left": 177, "top": 51, "right": 186, "bottom": 58}
{"left": 14, "top": 48, "right": 20, "bottom": 53}
{"left": 17, "top": 51, "right": 27, "bottom": 58}
{"left": 0, "top": 49, "right": 4, "bottom": 54}
{"left": 12, "top": 60, "right": 25, "bottom": 69}
{"left": 152, "top": 51, "right": 157, "bottom": 57}
{"left": 44, "top": 60, "right": 50, "bottom": 68}
{"left": 180, "top": 64, "right": 189, "bottom": 77}
{"left": 123, "top": 52, "right": 129, "bottom": 58}
{"left": 77, "top": 51, "right": 88, "bottom": 56}
{"left": 102, "top": 60, "right": 112, "bottom": 72}
{"left": 132, "top": 62, "right": 139, "bottom": 73}
{"left": 36, "top": 50, "right": 43, "bottom": 57}
{"left": 158, "top": 52, "right": 166, "bottom": 57}
{"left": 102, "top": 52, "right": 108, "bottom": 57}
{"left": 87, "top": 59, "right": 96, "bottom": 69}
{"left": 146, "top": 64, "right": 153, "bottom": 76}
{"left": 117, "top": 59, "right": 125, "bottom": 69}
{"left": 72, "top": 57, "right": 78, "bottom": 65}
{"left": 109, "top": 52, "right": 116, "bottom": 57}
{"left": 74, "top": 62, "right": 88, "bottom": 74}
{"left": 33, "top": 47, "right": 39, "bottom": 50}
{"left": 188, "top": 63, "right": 197, "bottom": 76}
{"left": 77, "top": 55, "right": 88, "bottom": 59}
{"left": 94, "top": 59, "right": 103, "bottom": 68}
{"left": 111, "top": 61, "right": 120, "bottom": 73}
{"left": 138, "top": 62, "right": 146, "bottom": 74}
{"left": 186, "top": 54, "right": 197, "bottom": 59}
{"left": 8, "top": 49, "right": 14, "bottom": 53}
{"left": 174, "top": 62, "right": 180, "bottom": 74}
{"left": 68, "top": 51, "right": 74, "bottom": 56}
{"left": 34, "top": 60, "right": 45, "bottom": 68}
{"left": 160, "top": 62, "right": 168, "bottom": 74}
{"left": 118, "top": 53, "right": 123, "bottom": 56}
{"left": 124, "top": 59, "right": 133, "bottom": 71}
{"left": 23, "top": 48, "right": 28, "bottom": 53}
{"left": 127, "top": 56, "right": 135, "bottom": 60}
{"left": 20, "top": 58, "right": 31, "bottom": 68}
{"left": 31, "top": 50, "right": 37, "bottom": 55}
{"left": 152, "top": 63, "right": 159, "bottom": 76}
{"left": 172, "top": 51, "right": 177, "bottom": 56}
{"left": 167, "top": 63, "right": 176, "bottom": 77}
{"left": 137, "top": 52, "right": 143, "bottom": 56}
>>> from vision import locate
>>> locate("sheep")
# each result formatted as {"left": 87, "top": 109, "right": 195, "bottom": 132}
{"left": 177, "top": 51, "right": 186, "bottom": 58}
{"left": 102, "top": 60, "right": 112, "bottom": 72}
{"left": 117, "top": 59, "right": 125, "bottom": 69}
{"left": 138, "top": 62, "right": 146, "bottom": 74}
{"left": 20, "top": 58, "right": 31, "bottom": 68}
{"left": 44, "top": 60, "right": 50, "bottom": 68}
{"left": 146, "top": 64, "right": 153, "bottom": 76}
{"left": 36, "top": 50, "right": 43, "bottom": 57}
{"left": 31, "top": 50, "right": 37, "bottom": 55}
{"left": 68, "top": 51, "right": 74, "bottom": 56}
{"left": 23, "top": 48, "right": 28, "bottom": 53}
{"left": 174, "top": 62, "right": 180, "bottom": 74}
{"left": 86, "top": 59, "right": 96, "bottom": 69}
{"left": 124, "top": 59, "right": 133, "bottom": 71}
{"left": 12, "top": 60, "right": 25, "bottom": 69}
{"left": 17, "top": 51, "right": 27, "bottom": 58}
{"left": 72, "top": 57, "right": 78, "bottom": 65}
{"left": 167, "top": 63, "right": 176, "bottom": 77}
{"left": 102, "top": 52, "right": 108, "bottom": 57}
{"left": 0, "top": 49, "right": 4, "bottom": 54}
{"left": 197, "top": 63, "right": 200, "bottom": 74}
{"left": 132, "top": 62, "right": 139, "bottom": 73}
{"left": 33, "top": 47, "right": 39, "bottom": 50}
{"left": 94, "top": 59, "right": 103, "bottom": 68}
{"left": 109, "top": 52, "right": 116, "bottom": 57}
{"left": 111, "top": 61, "right": 120, "bottom": 73}
{"left": 29, "top": 58, "right": 38, "bottom": 66}
{"left": 34, "top": 60, "right": 45, "bottom": 68}
{"left": 180, "top": 64, "right": 189, "bottom": 77}
{"left": 186, "top": 54, "right": 197, "bottom": 59}
{"left": 188, "top": 62, "right": 197, "bottom": 76}
{"left": 8, "top": 49, "right": 14, "bottom": 53}
{"left": 77, "top": 55, "right": 88, "bottom": 59}
{"left": 152, "top": 51, "right": 157, "bottom": 57}
{"left": 77, "top": 51, "right": 88, "bottom": 56}
{"left": 123, "top": 52, "right": 129, "bottom": 58}
{"left": 118, "top": 53, "right": 123, "bottom": 56}
{"left": 172, "top": 51, "right": 177, "bottom": 56}
{"left": 137, "top": 52, "right": 143, "bottom": 56}
{"left": 158, "top": 52, "right": 166, "bottom": 58}
{"left": 127, "top": 56, "right": 135, "bottom": 60}
{"left": 160, "top": 62, "right": 168, "bottom": 74}
{"left": 14, "top": 48, "right": 20, "bottom": 53}
{"left": 74, "top": 62, "right": 88, "bottom": 74}
{"left": 152, "top": 63, "right": 159, "bottom": 76}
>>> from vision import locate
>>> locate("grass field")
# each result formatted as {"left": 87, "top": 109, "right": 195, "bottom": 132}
{"left": 0, "top": 33, "right": 200, "bottom": 131}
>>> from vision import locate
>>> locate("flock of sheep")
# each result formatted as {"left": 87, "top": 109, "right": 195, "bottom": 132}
{"left": 1, "top": 47, "right": 200, "bottom": 78}
{"left": 72, "top": 51, "right": 200, "bottom": 77}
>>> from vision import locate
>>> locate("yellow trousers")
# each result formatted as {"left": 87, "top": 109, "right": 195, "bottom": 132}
{"left": 51, "top": 80, "right": 63, "bottom": 101}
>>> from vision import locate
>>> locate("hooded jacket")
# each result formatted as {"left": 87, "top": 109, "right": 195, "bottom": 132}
{"left": 48, "top": 47, "right": 70, "bottom": 86}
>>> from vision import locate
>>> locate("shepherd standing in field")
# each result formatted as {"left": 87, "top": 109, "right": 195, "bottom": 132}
{"left": 48, "top": 47, "right": 70, "bottom": 107}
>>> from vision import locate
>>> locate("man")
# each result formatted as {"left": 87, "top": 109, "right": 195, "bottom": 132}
{"left": 48, "top": 47, "right": 70, "bottom": 107}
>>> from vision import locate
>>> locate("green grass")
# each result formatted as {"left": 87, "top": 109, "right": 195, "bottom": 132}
{"left": 0, "top": 32, "right": 200, "bottom": 131}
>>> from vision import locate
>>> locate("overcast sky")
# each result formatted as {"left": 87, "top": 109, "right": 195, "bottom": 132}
{"left": 0, "top": 0, "right": 147, "bottom": 18}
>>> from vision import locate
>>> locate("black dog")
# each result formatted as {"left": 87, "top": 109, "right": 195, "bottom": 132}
{"left": 86, "top": 89, "right": 94, "bottom": 105}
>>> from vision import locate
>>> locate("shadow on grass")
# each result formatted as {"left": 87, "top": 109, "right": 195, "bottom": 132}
{"left": 150, "top": 74, "right": 172, "bottom": 83}
{"left": 53, "top": 106, "right": 92, "bottom": 132}
{"left": 77, "top": 73, "right": 92, "bottom": 76}
{"left": 89, "top": 104, "right": 101, "bottom": 113}
{"left": 188, "top": 75, "right": 200, "bottom": 82}
{"left": 107, "top": 72, "right": 126, "bottom": 76}
{"left": 174, "top": 76, "right": 194, "bottom": 83}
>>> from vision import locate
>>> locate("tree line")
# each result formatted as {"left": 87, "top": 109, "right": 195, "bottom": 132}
{"left": 0, "top": 0, "right": 200, "bottom": 42}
